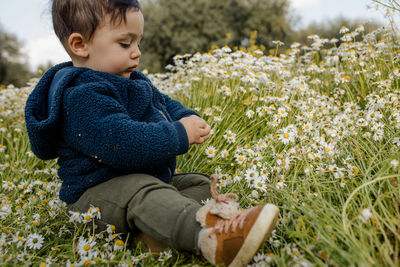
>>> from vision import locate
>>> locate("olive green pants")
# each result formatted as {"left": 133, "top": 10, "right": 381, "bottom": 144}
{"left": 67, "top": 173, "right": 211, "bottom": 252}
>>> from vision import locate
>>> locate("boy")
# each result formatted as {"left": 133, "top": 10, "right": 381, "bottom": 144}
{"left": 25, "top": 0, "right": 279, "bottom": 266}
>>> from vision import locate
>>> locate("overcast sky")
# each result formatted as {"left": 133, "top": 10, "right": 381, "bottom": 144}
{"left": 0, "top": 0, "right": 397, "bottom": 71}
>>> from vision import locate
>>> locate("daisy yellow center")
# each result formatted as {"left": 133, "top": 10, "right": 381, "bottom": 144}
{"left": 115, "top": 240, "right": 124, "bottom": 246}
{"left": 283, "top": 133, "right": 290, "bottom": 139}
{"left": 83, "top": 244, "right": 91, "bottom": 251}
{"left": 85, "top": 215, "right": 91, "bottom": 221}
{"left": 325, "top": 147, "right": 330, "bottom": 152}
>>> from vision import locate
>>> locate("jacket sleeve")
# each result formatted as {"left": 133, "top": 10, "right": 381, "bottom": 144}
{"left": 62, "top": 83, "right": 189, "bottom": 170}
{"left": 131, "top": 71, "right": 199, "bottom": 120}
{"left": 161, "top": 93, "right": 200, "bottom": 121}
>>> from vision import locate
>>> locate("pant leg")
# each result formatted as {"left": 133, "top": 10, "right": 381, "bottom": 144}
{"left": 170, "top": 173, "right": 211, "bottom": 204}
{"left": 126, "top": 174, "right": 202, "bottom": 252}
{"left": 68, "top": 173, "right": 202, "bottom": 253}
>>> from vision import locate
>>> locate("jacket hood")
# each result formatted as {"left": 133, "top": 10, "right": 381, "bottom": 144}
{"left": 25, "top": 62, "right": 85, "bottom": 160}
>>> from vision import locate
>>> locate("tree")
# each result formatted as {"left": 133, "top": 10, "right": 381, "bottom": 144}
{"left": 140, "top": 0, "right": 292, "bottom": 72}
{"left": 0, "top": 26, "right": 33, "bottom": 87}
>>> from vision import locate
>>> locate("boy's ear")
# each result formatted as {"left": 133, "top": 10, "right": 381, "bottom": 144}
{"left": 68, "top": 33, "right": 89, "bottom": 58}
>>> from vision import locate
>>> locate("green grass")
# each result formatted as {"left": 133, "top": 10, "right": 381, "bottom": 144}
{"left": 1, "top": 24, "right": 400, "bottom": 266}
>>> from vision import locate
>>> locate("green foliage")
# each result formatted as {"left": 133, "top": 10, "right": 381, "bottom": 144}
{"left": 0, "top": 26, "right": 33, "bottom": 88}
{"left": 140, "top": 0, "right": 292, "bottom": 72}
{"left": 1, "top": 24, "right": 400, "bottom": 266}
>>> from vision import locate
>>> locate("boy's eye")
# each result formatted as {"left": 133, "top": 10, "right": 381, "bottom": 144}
{"left": 119, "top": 43, "right": 131, "bottom": 48}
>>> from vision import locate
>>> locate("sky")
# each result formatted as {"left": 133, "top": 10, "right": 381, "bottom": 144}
{"left": 0, "top": 0, "right": 397, "bottom": 71}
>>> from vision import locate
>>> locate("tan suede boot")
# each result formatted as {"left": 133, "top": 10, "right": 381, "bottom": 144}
{"left": 133, "top": 232, "right": 167, "bottom": 253}
{"left": 198, "top": 204, "right": 279, "bottom": 267}
{"left": 196, "top": 175, "right": 279, "bottom": 267}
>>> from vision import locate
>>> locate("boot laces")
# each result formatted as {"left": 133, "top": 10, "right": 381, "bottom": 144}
{"left": 210, "top": 174, "right": 238, "bottom": 204}
{"left": 209, "top": 174, "right": 251, "bottom": 234}
{"left": 212, "top": 208, "right": 253, "bottom": 234}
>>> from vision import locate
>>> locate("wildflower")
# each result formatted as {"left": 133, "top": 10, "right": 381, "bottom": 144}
{"left": 18, "top": 182, "right": 32, "bottom": 194}
{"left": 276, "top": 180, "right": 287, "bottom": 189}
{"left": 0, "top": 204, "right": 11, "bottom": 219}
{"left": 303, "top": 122, "right": 313, "bottom": 133}
{"left": 278, "top": 131, "right": 294, "bottom": 145}
{"left": 114, "top": 239, "right": 125, "bottom": 251}
{"left": 205, "top": 146, "right": 216, "bottom": 158}
{"left": 25, "top": 150, "right": 34, "bottom": 157}
{"left": 223, "top": 130, "right": 236, "bottom": 144}
{"left": 106, "top": 224, "right": 116, "bottom": 235}
{"left": 66, "top": 260, "right": 78, "bottom": 267}
{"left": 277, "top": 107, "right": 288, "bottom": 117}
{"left": 339, "top": 26, "right": 349, "bottom": 34}
{"left": 356, "top": 24, "right": 365, "bottom": 32}
{"left": 361, "top": 208, "right": 373, "bottom": 223}
{"left": 11, "top": 232, "right": 24, "bottom": 248}
{"left": 322, "top": 142, "right": 336, "bottom": 156}
{"left": 87, "top": 205, "right": 101, "bottom": 219}
{"left": 77, "top": 236, "right": 96, "bottom": 256}
{"left": 246, "top": 109, "right": 255, "bottom": 119}
{"left": 235, "top": 154, "right": 246, "bottom": 165}
{"left": 245, "top": 167, "right": 259, "bottom": 184}
{"left": 2, "top": 181, "right": 15, "bottom": 191}
{"left": 81, "top": 212, "right": 93, "bottom": 223}
{"left": 203, "top": 107, "right": 213, "bottom": 116}
{"left": 26, "top": 233, "right": 44, "bottom": 250}
{"left": 68, "top": 211, "right": 82, "bottom": 223}
{"left": 220, "top": 149, "right": 229, "bottom": 158}
{"left": 390, "top": 159, "right": 399, "bottom": 169}
{"left": 0, "top": 144, "right": 6, "bottom": 152}
{"left": 272, "top": 40, "right": 284, "bottom": 46}
{"left": 213, "top": 115, "right": 222, "bottom": 122}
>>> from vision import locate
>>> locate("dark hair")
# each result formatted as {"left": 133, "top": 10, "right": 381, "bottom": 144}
{"left": 52, "top": 0, "right": 141, "bottom": 47}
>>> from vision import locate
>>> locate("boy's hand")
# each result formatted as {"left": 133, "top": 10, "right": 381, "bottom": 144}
{"left": 179, "top": 115, "right": 211, "bottom": 145}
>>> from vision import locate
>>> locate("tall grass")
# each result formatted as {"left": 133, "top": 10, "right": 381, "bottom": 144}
{"left": 1, "top": 23, "right": 400, "bottom": 266}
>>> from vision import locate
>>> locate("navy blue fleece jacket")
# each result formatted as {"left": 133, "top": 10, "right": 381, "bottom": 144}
{"left": 25, "top": 62, "right": 198, "bottom": 203}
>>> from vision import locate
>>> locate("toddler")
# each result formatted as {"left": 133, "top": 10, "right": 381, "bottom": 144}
{"left": 24, "top": 0, "right": 279, "bottom": 266}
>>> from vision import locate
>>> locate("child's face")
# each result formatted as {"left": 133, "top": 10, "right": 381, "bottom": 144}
{"left": 85, "top": 10, "right": 144, "bottom": 78}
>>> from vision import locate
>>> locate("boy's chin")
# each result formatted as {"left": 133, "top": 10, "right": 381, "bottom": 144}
{"left": 119, "top": 72, "right": 133, "bottom": 79}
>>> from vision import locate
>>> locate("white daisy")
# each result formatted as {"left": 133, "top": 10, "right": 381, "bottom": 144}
{"left": 205, "top": 146, "right": 217, "bottom": 158}
{"left": 220, "top": 149, "right": 229, "bottom": 158}
{"left": 26, "top": 233, "right": 44, "bottom": 250}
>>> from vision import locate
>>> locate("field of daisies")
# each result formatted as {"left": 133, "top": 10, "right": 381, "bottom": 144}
{"left": 1, "top": 23, "right": 400, "bottom": 266}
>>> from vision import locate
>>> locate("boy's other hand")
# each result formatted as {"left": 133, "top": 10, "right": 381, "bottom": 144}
{"left": 179, "top": 115, "right": 211, "bottom": 145}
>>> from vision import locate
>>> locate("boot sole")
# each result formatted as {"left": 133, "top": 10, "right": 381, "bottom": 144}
{"left": 228, "top": 203, "right": 279, "bottom": 267}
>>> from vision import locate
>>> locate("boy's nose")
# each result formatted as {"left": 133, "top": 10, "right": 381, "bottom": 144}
{"left": 131, "top": 48, "right": 141, "bottom": 59}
